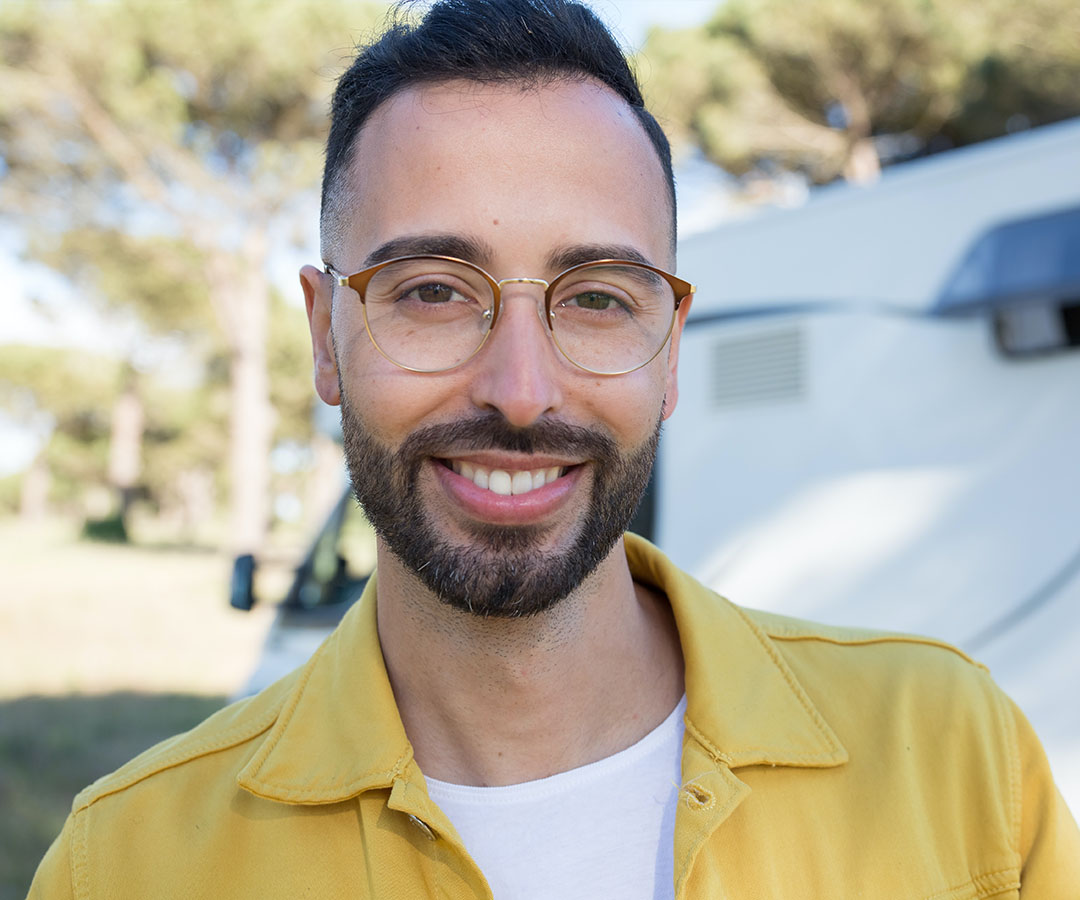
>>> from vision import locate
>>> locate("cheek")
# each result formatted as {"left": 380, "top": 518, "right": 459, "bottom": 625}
{"left": 336, "top": 334, "right": 471, "bottom": 444}
{"left": 582, "top": 369, "right": 668, "bottom": 445}
{"left": 348, "top": 371, "right": 451, "bottom": 443}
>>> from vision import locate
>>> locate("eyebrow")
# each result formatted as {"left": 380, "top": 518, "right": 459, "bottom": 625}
{"left": 360, "top": 235, "right": 657, "bottom": 274}
{"left": 546, "top": 243, "right": 654, "bottom": 272}
{"left": 362, "top": 234, "right": 495, "bottom": 268}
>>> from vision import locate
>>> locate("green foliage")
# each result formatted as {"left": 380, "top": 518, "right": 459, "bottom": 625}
{"left": 0, "top": 0, "right": 387, "bottom": 207}
{"left": 35, "top": 230, "right": 215, "bottom": 336}
{"left": 0, "top": 345, "right": 120, "bottom": 424}
{"left": 640, "top": 0, "right": 1080, "bottom": 182}
{"left": 0, "top": 474, "right": 21, "bottom": 515}
{"left": 0, "top": 344, "right": 119, "bottom": 510}
{"left": 0, "top": 0, "right": 387, "bottom": 546}
{"left": 0, "top": 342, "right": 229, "bottom": 518}
{"left": 941, "top": 0, "right": 1080, "bottom": 144}
{"left": 138, "top": 376, "right": 229, "bottom": 516}
{"left": 81, "top": 514, "right": 130, "bottom": 543}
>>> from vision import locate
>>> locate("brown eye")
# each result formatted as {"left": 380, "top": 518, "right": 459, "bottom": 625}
{"left": 575, "top": 292, "right": 612, "bottom": 310}
{"left": 562, "top": 291, "right": 628, "bottom": 313}
{"left": 413, "top": 283, "right": 458, "bottom": 303}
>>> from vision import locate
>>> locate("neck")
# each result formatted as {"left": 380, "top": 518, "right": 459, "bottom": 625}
{"left": 375, "top": 536, "right": 684, "bottom": 786}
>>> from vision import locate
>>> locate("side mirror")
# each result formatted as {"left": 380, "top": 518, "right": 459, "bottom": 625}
{"left": 230, "top": 553, "right": 257, "bottom": 611}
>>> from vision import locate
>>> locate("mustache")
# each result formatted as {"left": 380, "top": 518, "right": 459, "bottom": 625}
{"left": 397, "top": 413, "right": 619, "bottom": 463}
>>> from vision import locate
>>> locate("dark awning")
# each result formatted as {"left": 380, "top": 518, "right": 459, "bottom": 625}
{"left": 933, "top": 205, "right": 1080, "bottom": 315}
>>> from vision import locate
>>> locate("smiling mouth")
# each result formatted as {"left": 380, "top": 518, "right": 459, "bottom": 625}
{"left": 440, "top": 459, "right": 569, "bottom": 496}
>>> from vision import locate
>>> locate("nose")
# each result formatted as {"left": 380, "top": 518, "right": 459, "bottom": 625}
{"left": 466, "top": 286, "right": 564, "bottom": 427}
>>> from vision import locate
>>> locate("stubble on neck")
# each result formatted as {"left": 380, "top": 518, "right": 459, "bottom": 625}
{"left": 375, "top": 534, "right": 684, "bottom": 786}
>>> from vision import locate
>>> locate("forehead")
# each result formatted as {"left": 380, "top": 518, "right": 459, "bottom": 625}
{"left": 333, "top": 78, "right": 673, "bottom": 270}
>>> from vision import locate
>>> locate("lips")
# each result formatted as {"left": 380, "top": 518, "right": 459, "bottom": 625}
{"left": 432, "top": 454, "right": 582, "bottom": 526}
{"left": 446, "top": 459, "right": 565, "bottom": 495}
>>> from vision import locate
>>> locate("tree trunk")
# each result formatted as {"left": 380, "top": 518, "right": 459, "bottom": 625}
{"left": 19, "top": 453, "right": 50, "bottom": 521}
{"left": 843, "top": 135, "right": 881, "bottom": 184}
{"left": 107, "top": 368, "right": 144, "bottom": 521}
{"left": 829, "top": 73, "right": 880, "bottom": 184}
{"left": 217, "top": 240, "right": 274, "bottom": 557}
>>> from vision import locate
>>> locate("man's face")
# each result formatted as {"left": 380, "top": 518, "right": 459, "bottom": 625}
{"left": 306, "top": 78, "right": 690, "bottom": 616}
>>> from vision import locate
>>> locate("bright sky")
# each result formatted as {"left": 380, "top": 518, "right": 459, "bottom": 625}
{"left": 584, "top": 0, "right": 715, "bottom": 48}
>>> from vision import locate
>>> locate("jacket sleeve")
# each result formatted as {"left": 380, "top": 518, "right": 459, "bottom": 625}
{"left": 1012, "top": 699, "right": 1080, "bottom": 895}
{"left": 25, "top": 815, "right": 76, "bottom": 900}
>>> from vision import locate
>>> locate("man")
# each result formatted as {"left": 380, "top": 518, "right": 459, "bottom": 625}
{"left": 28, "top": 1, "right": 1079, "bottom": 897}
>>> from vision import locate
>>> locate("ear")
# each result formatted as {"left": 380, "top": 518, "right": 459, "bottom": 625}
{"left": 661, "top": 293, "right": 693, "bottom": 421}
{"left": 300, "top": 265, "right": 341, "bottom": 406}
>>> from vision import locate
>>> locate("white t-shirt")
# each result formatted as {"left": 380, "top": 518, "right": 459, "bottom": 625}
{"left": 426, "top": 695, "right": 687, "bottom": 900}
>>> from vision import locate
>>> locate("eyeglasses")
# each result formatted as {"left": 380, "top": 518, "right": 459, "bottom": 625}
{"left": 323, "top": 255, "right": 695, "bottom": 375}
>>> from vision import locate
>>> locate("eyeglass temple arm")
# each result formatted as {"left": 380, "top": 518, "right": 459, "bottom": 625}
{"left": 323, "top": 264, "right": 350, "bottom": 287}
{"left": 674, "top": 284, "right": 696, "bottom": 307}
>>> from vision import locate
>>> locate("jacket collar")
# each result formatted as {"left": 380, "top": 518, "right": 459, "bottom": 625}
{"left": 239, "top": 535, "right": 846, "bottom": 804}
{"left": 625, "top": 533, "right": 847, "bottom": 770}
{"left": 238, "top": 572, "right": 416, "bottom": 804}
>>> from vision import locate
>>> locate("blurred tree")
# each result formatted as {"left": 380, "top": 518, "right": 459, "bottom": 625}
{"left": 1, "top": 238, "right": 319, "bottom": 537}
{"left": 268, "top": 292, "right": 319, "bottom": 449}
{"left": 0, "top": 342, "right": 227, "bottom": 534}
{"left": 0, "top": 345, "right": 121, "bottom": 517}
{"left": 942, "top": 0, "right": 1080, "bottom": 145}
{"left": 137, "top": 366, "right": 230, "bottom": 540}
{"left": 106, "top": 365, "right": 144, "bottom": 525}
{"left": 32, "top": 229, "right": 219, "bottom": 530}
{"left": 0, "top": 0, "right": 385, "bottom": 552}
{"left": 641, "top": 0, "right": 1080, "bottom": 184}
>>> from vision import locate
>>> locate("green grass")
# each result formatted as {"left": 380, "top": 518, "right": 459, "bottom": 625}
{"left": 0, "top": 517, "right": 279, "bottom": 698}
{"left": 0, "top": 517, "right": 300, "bottom": 898}
{"left": 0, "top": 692, "right": 225, "bottom": 900}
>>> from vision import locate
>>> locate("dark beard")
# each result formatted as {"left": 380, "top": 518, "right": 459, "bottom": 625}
{"left": 339, "top": 392, "right": 660, "bottom": 618}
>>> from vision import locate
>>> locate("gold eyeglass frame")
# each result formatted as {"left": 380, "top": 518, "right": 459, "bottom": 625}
{"left": 323, "top": 254, "right": 695, "bottom": 376}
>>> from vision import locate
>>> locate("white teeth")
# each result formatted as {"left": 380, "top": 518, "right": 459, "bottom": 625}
{"left": 448, "top": 460, "right": 565, "bottom": 495}
{"left": 489, "top": 470, "right": 513, "bottom": 495}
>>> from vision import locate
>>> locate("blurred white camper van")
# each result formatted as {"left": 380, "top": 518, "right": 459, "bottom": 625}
{"left": 661, "top": 117, "right": 1080, "bottom": 808}
{"left": 234, "top": 117, "right": 1080, "bottom": 809}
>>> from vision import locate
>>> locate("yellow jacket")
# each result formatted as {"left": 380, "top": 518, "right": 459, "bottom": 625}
{"left": 29, "top": 535, "right": 1080, "bottom": 898}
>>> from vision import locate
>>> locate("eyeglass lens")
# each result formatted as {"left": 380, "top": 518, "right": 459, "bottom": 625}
{"left": 360, "top": 258, "right": 676, "bottom": 374}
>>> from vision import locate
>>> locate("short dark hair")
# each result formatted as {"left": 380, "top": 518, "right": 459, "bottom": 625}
{"left": 321, "top": 0, "right": 676, "bottom": 253}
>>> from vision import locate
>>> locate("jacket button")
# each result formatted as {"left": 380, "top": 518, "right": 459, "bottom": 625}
{"left": 407, "top": 814, "right": 436, "bottom": 840}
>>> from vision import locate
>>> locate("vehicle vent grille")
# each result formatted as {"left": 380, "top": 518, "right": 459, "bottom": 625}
{"left": 709, "top": 326, "right": 805, "bottom": 407}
